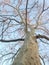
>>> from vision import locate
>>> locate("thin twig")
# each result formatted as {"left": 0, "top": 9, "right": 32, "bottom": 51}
{"left": 39, "top": 55, "right": 45, "bottom": 65}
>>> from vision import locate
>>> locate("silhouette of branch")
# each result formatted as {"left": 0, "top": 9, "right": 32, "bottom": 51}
{"left": 0, "top": 39, "right": 24, "bottom": 42}
{"left": 0, "top": 34, "right": 49, "bottom": 42}
{"left": 36, "top": 34, "right": 49, "bottom": 40}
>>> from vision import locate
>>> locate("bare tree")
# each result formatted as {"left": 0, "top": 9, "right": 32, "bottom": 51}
{"left": 0, "top": 0, "right": 49, "bottom": 65}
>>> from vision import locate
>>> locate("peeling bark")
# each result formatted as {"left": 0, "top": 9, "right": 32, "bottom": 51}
{"left": 12, "top": 31, "right": 41, "bottom": 65}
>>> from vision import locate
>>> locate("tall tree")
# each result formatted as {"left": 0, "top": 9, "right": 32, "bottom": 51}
{"left": 0, "top": 0, "right": 49, "bottom": 65}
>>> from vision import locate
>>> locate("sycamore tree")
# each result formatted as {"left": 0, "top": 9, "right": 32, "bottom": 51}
{"left": 0, "top": 0, "right": 49, "bottom": 65}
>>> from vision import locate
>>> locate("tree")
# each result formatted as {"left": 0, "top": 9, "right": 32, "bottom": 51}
{"left": 0, "top": 0, "right": 49, "bottom": 65}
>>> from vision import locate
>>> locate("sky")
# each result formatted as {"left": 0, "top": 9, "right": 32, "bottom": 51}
{"left": 0, "top": 0, "right": 49, "bottom": 65}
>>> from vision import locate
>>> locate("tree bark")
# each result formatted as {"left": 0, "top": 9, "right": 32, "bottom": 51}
{"left": 12, "top": 31, "right": 41, "bottom": 65}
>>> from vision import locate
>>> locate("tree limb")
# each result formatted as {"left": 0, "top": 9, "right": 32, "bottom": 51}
{"left": 0, "top": 34, "right": 49, "bottom": 42}
{"left": 0, "top": 39, "right": 24, "bottom": 42}
{"left": 36, "top": 34, "right": 49, "bottom": 40}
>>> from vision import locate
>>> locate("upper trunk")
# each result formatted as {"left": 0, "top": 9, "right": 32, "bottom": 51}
{"left": 12, "top": 31, "right": 41, "bottom": 65}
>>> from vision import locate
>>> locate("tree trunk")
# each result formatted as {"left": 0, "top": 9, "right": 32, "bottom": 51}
{"left": 12, "top": 31, "right": 41, "bottom": 65}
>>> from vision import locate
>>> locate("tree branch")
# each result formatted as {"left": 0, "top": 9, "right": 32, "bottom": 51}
{"left": 0, "top": 34, "right": 49, "bottom": 42}
{"left": 0, "top": 39, "right": 24, "bottom": 42}
{"left": 36, "top": 34, "right": 49, "bottom": 40}
{"left": 39, "top": 55, "right": 45, "bottom": 65}
{"left": 25, "top": 0, "right": 28, "bottom": 32}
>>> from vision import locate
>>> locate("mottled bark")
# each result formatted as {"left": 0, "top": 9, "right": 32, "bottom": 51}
{"left": 12, "top": 31, "right": 41, "bottom": 65}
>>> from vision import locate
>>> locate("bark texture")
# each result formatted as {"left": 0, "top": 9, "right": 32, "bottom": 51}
{"left": 12, "top": 31, "right": 41, "bottom": 65}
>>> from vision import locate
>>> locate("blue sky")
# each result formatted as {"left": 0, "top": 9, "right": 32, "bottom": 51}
{"left": 0, "top": 0, "right": 49, "bottom": 65}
